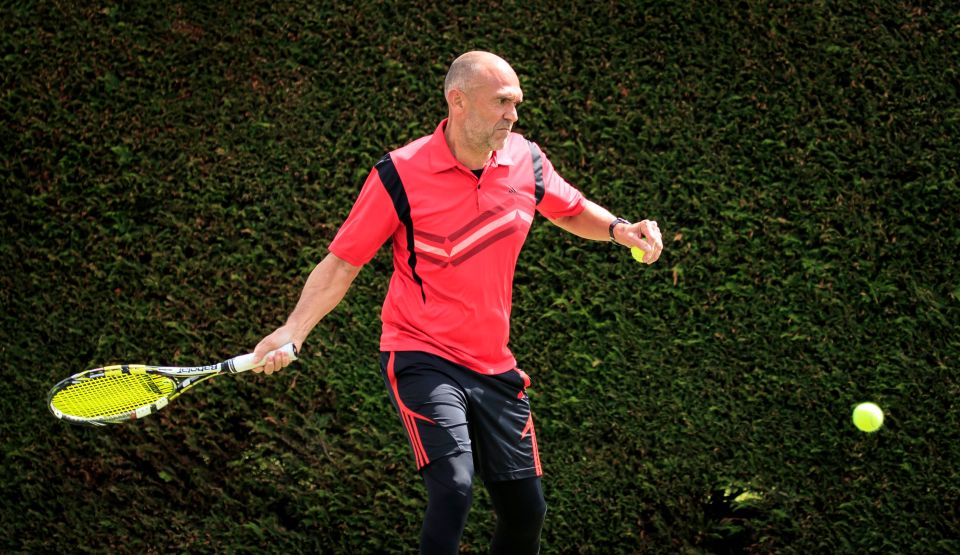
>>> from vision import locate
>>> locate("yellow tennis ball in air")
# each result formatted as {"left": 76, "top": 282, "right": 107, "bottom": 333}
{"left": 852, "top": 402, "right": 884, "bottom": 432}
{"left": 631, "top": 244, "right": 650, "bottom": 264}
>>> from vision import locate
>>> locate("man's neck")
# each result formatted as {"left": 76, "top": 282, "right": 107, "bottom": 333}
{"left": 443, "top": 121, "right": 492, "bottom": 171}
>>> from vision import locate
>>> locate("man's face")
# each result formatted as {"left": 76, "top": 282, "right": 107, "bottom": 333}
{"left": 461, "top": 67, "right": 523, "bottom": 153}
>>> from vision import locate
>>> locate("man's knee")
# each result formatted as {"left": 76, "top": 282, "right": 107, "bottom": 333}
{"left": 422, "top": 452, "right": 475, "bottom": 509}
{"left": 515, "top": 483, "right": 546, "bottom": 530}
{"left": 488, "top": 478, "right": 547, "bottom": 555}
{"left": 529, "top": 492, "right": 547, "bottom": 525}
{"left": 488, "top": 476, "right": 547, "bottom": 536}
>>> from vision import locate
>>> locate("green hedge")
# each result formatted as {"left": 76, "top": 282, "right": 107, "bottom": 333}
{"left": 2, "top": 1, "right": 958, "bottom": 553}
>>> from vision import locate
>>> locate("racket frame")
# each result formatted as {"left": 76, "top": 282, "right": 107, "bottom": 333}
{"left": 47, "top": 343, "right": 297, "bottom": 426}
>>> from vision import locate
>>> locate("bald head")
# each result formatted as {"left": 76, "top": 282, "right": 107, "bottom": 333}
{"left": 444, "top": 51, "right": 518, "bottom": 97}
{"left": 441, "top": 51, "right": 523, "bottom": 168}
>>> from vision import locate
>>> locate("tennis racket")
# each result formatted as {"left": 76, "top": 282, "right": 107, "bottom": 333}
{"left": 47, "top": 343, "right": 298, "bottom": 426}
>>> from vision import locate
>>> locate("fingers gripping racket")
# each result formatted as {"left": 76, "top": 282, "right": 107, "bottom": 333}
{"left": 47, "top": 343, "right": 298, "bottom": 426}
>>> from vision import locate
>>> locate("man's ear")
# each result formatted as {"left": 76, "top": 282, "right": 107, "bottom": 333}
{"left": 447, "top": 88, "right": 465, "bottom": 112}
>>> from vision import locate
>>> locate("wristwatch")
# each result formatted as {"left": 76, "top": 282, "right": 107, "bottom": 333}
{"left": 608, "top": 217, "right": 630, "bottom": 246}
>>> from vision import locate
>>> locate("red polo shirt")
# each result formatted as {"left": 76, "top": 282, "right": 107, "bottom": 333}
{"left": 329, "top": 120, "right": 585, "bottom": 374}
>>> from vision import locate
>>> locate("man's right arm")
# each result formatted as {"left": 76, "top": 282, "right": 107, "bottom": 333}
{"left": 252, "top": 162, "right": 399, "bottom": 373}
{"left": 252, "top": 252, "right": 362, "bottom": 373}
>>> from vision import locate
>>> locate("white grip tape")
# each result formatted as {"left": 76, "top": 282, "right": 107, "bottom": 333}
{"left": 229, "top": 342, "right": 298, "bottom": 373}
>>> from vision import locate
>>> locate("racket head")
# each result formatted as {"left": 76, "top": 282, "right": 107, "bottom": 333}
{"left": 47, "top": 365, "right": 179, "bottom": 426}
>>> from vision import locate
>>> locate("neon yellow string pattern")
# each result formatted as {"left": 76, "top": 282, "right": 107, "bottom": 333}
{"left": 50, "top": 370, "right": 176, "bottom": 418}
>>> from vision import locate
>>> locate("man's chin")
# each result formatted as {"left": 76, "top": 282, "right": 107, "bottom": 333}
{"left": 490, "top": 137, "right": 509, "bottom": 151}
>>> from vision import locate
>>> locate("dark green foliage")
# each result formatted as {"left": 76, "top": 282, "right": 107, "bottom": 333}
{"left": 2, "top": 1, "right": 958, "bottom": 553}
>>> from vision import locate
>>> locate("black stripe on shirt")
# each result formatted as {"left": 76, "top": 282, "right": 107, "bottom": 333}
{"left": 527, "top": 140, "right": 545, "bottom": 205}
{"left": 375, "top": 154, "right": 426, "bottom": 303}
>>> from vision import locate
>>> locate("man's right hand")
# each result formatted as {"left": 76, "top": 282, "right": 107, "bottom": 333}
{"left": 252, "top": 328, "right": 300, "bottom": 375}
{"left": 248, "top": 253, "right": 362, "bottom": 376}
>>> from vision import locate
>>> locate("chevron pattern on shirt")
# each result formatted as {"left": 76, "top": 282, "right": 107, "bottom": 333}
{"left": 413, "top": 205, "right": 534, "bottom": 267}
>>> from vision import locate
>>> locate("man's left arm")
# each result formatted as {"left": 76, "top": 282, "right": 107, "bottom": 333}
{"left": 549, "top": 199, "right": 663, "bottom": 263}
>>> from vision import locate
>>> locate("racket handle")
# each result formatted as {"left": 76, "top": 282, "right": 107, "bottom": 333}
{"left": 228, "top": 342, "right": 299, "bottom": 373}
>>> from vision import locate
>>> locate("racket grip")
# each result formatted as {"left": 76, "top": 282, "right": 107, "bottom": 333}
{"left": 229, "top": 342, "right": 299, "bottom": 373}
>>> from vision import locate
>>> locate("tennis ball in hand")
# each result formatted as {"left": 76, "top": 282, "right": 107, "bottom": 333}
{"left": 631, "top": 243, "right": 651, "bottom": 264}
{"left": 852, "top": 402, "right": 884, "bottom": 432}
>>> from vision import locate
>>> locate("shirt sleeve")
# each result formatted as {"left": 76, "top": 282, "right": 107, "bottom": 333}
{"left": 328, "top": 167, "right": 400, "bottom": 266}
{"left": 534, "top": 146, "right": 586, "bottom": 219}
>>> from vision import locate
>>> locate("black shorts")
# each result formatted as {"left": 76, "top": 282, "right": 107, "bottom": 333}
{"left": 380, "top": 351, "right": 542, "bottom": 482}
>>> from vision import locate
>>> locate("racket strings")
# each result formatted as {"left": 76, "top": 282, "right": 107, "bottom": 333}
{"left": 51, "top": 372, "right": 176, "bottom": 418}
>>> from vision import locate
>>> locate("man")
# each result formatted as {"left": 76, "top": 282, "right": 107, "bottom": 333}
{"left": 252, "top": 51, "right": 662, "bottom": 554}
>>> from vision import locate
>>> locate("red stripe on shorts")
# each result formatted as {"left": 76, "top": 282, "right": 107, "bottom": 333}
{"left": 521, "top": 413, "right": 542, "bottom": 476}
{"left": 386, "top": 351, "right": 435, "bottom": 470}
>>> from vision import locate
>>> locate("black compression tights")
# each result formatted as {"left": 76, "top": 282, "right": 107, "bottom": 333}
{"left": 419, "top": 452, "right": 547, "bottom": 555}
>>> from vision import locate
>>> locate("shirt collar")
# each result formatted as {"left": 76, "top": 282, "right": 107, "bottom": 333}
{"left": 427, "top": 119, "right": 515, "bottom": 174}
